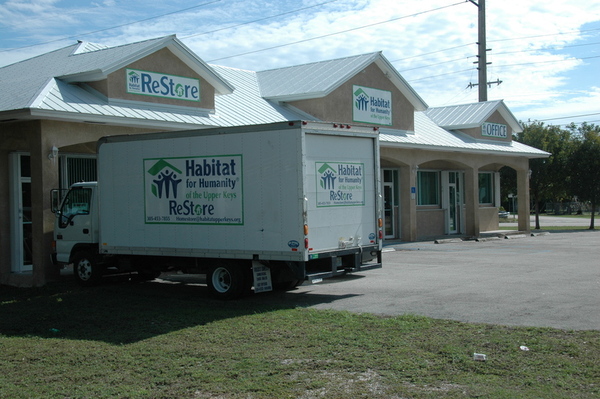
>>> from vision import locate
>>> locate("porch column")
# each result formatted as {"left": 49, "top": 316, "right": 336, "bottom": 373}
{"left": 517, "top": 168, "right": 531, "bottom": 232}
{"left": 399, "top": 165, "right": 417, "bottom": 241}
{"left": 464, "top": 167, "right": 480, "bottom": 238}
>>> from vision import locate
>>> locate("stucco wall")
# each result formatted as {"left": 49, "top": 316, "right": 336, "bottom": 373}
{"left": 87, "top": 48, "right": 216, "bottom": 110}
{"left": 479, "top": 206, "right": 500, "bottom": 232}
{"left": 0, "top": 120, "right": 162, "bottom": 286}
{"left": 0, "top": 121, "right": 40, "bottom": 285}
{"left": 417, "top": 209, "right": 445, "bottom": 238}
{"left": 381, "top": 145, "right": 531, "bottom": 241}
{"left": 288, "top": 63, "right": 415, "bottom": 132}
{"left": 460, "top": 110, "right": 513, "bottom": 143}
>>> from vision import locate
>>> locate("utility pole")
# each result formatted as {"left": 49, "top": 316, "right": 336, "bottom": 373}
{"left": 468, "top": 0, "right": 499, "bottom": 102}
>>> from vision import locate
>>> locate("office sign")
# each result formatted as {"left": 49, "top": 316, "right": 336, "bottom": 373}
{"left": 481, "top": 122, "right": 508, "bottom": 138}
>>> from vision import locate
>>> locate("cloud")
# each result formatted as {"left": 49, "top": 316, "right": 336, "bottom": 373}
{"left": 0, "top": 0, "right": 598, "bottom": 124}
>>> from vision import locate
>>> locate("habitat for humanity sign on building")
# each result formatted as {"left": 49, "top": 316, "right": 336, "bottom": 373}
{"left": 126, "top": 69, "right": 200, "bottom": 102}
{"left": 353, "top": 85, "right": 392, "bottom": 126}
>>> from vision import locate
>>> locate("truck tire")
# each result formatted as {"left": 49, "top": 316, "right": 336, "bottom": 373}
{"left": 207, "top": 261, "right": 247, "bottom": 300}
{"left": 73, "top": 251, "right": 103, "bottom": 286}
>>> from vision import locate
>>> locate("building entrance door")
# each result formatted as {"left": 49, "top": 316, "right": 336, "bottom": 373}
{"left": 383, "top": 182, "right": 394, "bottom": 238}
{"left": 9, "top": 153, "right": 33, "bottom": 273}
{"left": 382, "top": 169, "right": 397, "bottom": 239}
{"left": 443, "top": 171, "right": 463, "bottom": 235}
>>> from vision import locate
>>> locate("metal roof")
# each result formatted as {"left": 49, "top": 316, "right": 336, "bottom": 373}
{"left": 425, "top": 100, "right": 523, "bottom": 133}
{"left": 0, "top": 36, "right": 303, "bottom": 129}
{"left": 0, "top": 35, "right": 545, "bottom": 158}
{"left": 380, "top": 112, "right": 548, "bottom": 157}
{"left": 0, "top": 35, "right": 233, "bottom": 116}
{"left": 210, "top": 65, "right": 308, "bottom": 127}
{"left": 257, "top": 52, "right": 427, "bottom": 111}
{"left": 13, "top": 66, "right": 306, "bottom": 130}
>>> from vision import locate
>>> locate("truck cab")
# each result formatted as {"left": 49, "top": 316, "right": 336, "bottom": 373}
{"left": 52, "top": 182, "right": 99, "bottom": 281}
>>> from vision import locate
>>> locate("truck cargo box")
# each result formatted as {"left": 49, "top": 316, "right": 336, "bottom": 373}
{"left": 54, "top": 121, "right": 382, "bottom": 298}
{"left": 98, "top": 121, "right": 381, "bottom": 262}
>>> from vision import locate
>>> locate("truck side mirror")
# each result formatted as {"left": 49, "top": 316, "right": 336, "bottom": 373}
{"left": 51, "top": 189, "right": 68, "bottom": 213}
{"left": 51, "top": 189, "right": 60, "bottom": 213}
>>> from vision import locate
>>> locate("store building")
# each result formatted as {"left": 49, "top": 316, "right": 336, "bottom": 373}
{"left": 0, "top": 35, "right": 548, "bottom": 286}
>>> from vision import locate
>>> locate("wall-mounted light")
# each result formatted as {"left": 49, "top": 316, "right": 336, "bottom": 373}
{"left": 48, "top": 146, "right": 59, "bottom": 161}
{"left": 412, "top": 165, "right": 419, "bottom": 174}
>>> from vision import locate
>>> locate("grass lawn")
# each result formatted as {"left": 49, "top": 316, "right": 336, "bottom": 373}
{"left": 1, "top": 278, "right": 599, "bottom": 398}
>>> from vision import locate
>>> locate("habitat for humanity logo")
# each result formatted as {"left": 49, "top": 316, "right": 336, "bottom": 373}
{"left": 352, "top": 85, "right": 392, "bottom": 126}
{"left": 318, "top": 163, "right": 337, "bottom": 190}
{"left": 354, "top": 88, "right": 369, "bottom": 112}
{"left": 316, "top": 162, "right": 365, "bottom": 207}
{"left": 147, "top": 159, "right": 182, "bottom": 199}
{"left": 127, "top": 70, "right": 141, "bottom": 92}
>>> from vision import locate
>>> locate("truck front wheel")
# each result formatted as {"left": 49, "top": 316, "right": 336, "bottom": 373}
{"left": 73, "top": 251, "right": 102, "bottom": 286}
{"left": 207, "top": 261, "right": 247, "bottom": 300}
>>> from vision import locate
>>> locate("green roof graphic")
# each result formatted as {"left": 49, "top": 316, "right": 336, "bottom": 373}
{"left": 147, "top": 159, "right": 182, "bottom": 176}
{"left": 318, "top": 163, "right": 336, "bottom": 174}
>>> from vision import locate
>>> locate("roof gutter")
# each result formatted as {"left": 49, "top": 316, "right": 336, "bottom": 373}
{"left": 379, "top": 140, "right": 550, "bottom": 159}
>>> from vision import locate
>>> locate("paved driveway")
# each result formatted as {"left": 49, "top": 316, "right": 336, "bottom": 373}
{"left": 272, "top": 230, "right": 599, "bottom": 331}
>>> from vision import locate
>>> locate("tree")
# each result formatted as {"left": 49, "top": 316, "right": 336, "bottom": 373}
{"left": 567, "top": 123, "right": 600, "bottom": 230}
{"left": 514, "top": 122, "right": 572, "bottom": 229}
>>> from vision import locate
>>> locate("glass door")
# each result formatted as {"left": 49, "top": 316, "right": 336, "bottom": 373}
{"left": 9, "top": 153, "right": 33, "bottom": 272}
{"left": 384, "top": 183, "right": 394, "bottom": 238}
{"left": 446, "top": 172, "right": 461, "bottom": 235}
{"left": 382, "top": 169, "right": 397, "bottom": 239}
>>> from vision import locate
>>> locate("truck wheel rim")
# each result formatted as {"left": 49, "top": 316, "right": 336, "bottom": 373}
{"left": 212, "top": 267, "right": 232, "bottom": 293}
{"left": 77, "top": 259, "right": 92, "bottom": 281}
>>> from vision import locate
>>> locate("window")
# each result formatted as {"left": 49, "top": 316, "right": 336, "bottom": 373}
{"left": 479, "top": 173, "right": 494, "bottom": 204}
{"left": 417, "top": 171, "right": 440, "bottom": 206}
{"left": 59, "top": 187, "right": 92, "bottom": 228}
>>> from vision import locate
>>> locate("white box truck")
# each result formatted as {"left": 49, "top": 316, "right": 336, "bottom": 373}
{"left": 52, "top": 121, "right": 383, "bottom": 298}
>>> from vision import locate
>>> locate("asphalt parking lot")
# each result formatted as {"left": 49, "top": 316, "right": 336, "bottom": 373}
{"left": 276, "top": 229, "right": 599, "bottom": 331}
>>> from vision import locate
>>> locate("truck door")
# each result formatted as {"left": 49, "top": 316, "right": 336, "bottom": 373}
{"left": 55, "top": 186, "right": 95, "bottom": 262}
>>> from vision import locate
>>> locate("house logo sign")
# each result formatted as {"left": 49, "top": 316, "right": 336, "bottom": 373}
{"left": 147, "top": 159, "right": 183, "bottom": 199}
{"left": 318, "top": 163, "right": 337, "bottom": 190}
{"left": 354, "top": 88, "right": 369, "bottom": 112}
{"left": 128, "top": 70, "right": 142, "bottom": 92}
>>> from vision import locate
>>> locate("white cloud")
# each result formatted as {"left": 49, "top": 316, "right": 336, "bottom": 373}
{"left": 0, "top": 0, "right": 598, "bottom": 123}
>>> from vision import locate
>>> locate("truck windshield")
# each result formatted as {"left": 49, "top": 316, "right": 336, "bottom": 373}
{"left": 59, "top": 188, "right": 92, "bottom": 228}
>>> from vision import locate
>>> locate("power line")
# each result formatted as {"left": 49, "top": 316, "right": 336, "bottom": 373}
{"left": 492, "top": 55, "right": 600, "bottom": 70}
{"left": 0, "top": 0, "right": 222, "bottom": 53}
{"left": 536, "top": 112, "right": 600, "bottom": 122}
{"left": 398, "top": 40, "right": 600, "bottom": 74}
{"left": 407, "top": 54, "right": 600, "bottom": 83}
{"left": 391, "top": 26, "right": 600, "bottom": 67}
{"left": 181, "top": 0, "right": 342, "bottom": 39}
{"left": 207, "top": 1, "right": 468, "bottom": 62}
{"left": 389, "top": 42, "right": 475, "bottom": 63}
{"left": 488, "top": 26, "right": 600, "bottom": 44}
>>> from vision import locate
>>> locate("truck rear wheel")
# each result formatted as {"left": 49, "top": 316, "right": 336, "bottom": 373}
{"left": 207, "top": 261, "right": 247, "bottom": 300}
{"left": 73, "top": 251, "right": 102, "bottom": 286}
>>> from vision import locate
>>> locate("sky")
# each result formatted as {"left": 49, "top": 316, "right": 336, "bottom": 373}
{"left": 1, "top": 0, "right": 599, "bottom": 127}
